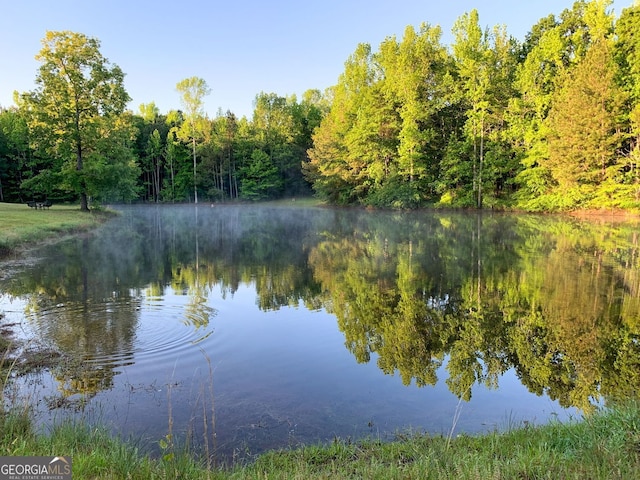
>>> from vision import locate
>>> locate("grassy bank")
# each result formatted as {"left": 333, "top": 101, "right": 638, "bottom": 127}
{"left": 0, "top": 202, "right": 112, "bottom": 256}
{"left": 0, "top": 402, "right": 638, "bottom": 479}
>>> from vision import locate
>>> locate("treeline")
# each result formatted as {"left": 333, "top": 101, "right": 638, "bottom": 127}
{"left": 130, "top": 90, "right": 325, "bottom": 204}
{"left": 306, "top": 0, "right": 640, "bottom": 211}
{"left": 0, "top": 29, "right": 324, "bottom": 207}
{"left": 0, "top": 85, "right": 324, "bottom": 206}
{"left": 0, "top": 1, "right": 639, "bottom": 211}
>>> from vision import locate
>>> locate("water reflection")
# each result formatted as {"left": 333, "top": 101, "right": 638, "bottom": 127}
{"left": 1, "top": 205, "right": 639, "bottom": 450}
{"left": 308, "top": 212, "right": 640, "bottom": 411}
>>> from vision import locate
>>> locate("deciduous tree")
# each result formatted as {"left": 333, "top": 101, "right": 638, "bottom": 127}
{"left": 545, "top": 36, "right": 625, "bottom": 205}
{"left": 22, "top": 31, "right": 131, "bottom": 211}
{"left": 615, "top": 2, "right": 640, "bottom": 192}
{"left": 176, "top": 76, "right": 210, "bottom": 204}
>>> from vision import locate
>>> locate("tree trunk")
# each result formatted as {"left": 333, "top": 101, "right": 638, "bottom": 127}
{"left": 228, "top": 149, "right": 233, "bottom": 199}
{"left": 80, "top": 192, "right": 89, "bottom": 211}
{"left": 192, "top": 136, "right": 198, "bottom": 204}
{"left": 77, "top": 139, "right": 89, "bottom": 211}
{"left": 155, "top": 157, "right": 161, "bottom": 202}
{"left": 232, "top": 163, "right": 238, "bottom": 199}
{"left": 169, "top": 155, "right": 175, "bottom": 202}
{"left": 478, "top": 118, "right": 484, "bottom": 209}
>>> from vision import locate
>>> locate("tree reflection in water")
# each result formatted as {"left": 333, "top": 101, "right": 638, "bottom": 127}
{"left": 1, "top": 205, "right": 639, "bottom": 413}
{"left": 307, "top": 211, "right": 640, "bottom": 412}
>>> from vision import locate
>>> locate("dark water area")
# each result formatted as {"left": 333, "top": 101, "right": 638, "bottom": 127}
{"left": 1, "top": 204, "right": 639, "bottom": 463}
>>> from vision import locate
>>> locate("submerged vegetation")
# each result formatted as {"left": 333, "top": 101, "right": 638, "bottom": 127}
{"left": 1, "top": 1, "right": 640, "bottom": 211}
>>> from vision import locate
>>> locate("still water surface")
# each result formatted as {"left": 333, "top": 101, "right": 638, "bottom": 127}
{"left": 1, "top": 205, "right": 639, "bottom": 462}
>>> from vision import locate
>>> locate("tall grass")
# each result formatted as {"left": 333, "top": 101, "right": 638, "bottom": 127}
{"left": 242, "top": 403, "right": 640, "bottom": 479}
{"left": 0, "top": 395, "right": 638, "bottom": 479}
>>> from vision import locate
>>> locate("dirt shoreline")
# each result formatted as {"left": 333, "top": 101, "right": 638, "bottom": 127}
{"left": 1, "top": 319, "right": 62, "bottom": 377}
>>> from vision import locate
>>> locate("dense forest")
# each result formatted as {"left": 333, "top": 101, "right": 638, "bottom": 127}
{"left": 0, "top": 0, "right": 639, "bottom": 211}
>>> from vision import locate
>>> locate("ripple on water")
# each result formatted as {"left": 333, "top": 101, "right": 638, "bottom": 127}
{"left": 22, "top": 293, "right": 215, "bottom": 370}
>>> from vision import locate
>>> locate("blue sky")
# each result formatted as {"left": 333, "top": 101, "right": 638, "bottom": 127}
{"left": 0, "top": 0, "right": 630, "bottom": 119}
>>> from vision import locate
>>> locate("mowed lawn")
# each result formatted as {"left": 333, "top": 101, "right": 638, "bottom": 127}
{"left": 0, "top": 202, "right": 110, "bottom": 253}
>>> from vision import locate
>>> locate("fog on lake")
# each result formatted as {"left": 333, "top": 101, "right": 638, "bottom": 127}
{"left": 1, "top": 204, "right": 639, "bottom": 463}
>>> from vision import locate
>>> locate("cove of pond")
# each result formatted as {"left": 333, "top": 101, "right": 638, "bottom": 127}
{"left": 1, "top": 204, "right": 639, "bottom": 464}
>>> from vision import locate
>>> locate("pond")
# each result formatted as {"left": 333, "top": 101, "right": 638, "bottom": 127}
{"left": 1, "top": 204, "right": 639, "bottom": 464}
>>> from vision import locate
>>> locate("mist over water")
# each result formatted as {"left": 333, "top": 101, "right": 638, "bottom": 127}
{"left": 2, "top": 204, "right": 639, "bottom": 463}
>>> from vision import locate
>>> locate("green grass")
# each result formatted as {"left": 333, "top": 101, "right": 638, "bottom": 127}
{"left": 0, "top": 402, "right": 638, "bottom": 479}
{"left": 0, "top": 202, "right": 113, "bottom": 255}
{"left": 241, "top": 197, "right": 326, "bottom": 208}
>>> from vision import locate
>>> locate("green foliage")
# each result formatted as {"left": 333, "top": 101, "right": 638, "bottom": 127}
{"left": 240, "top": 149, "right": 284, "bottom": 200}
{"left": 302, "top": 2, "right": 640, "bottom": 212}
{"left": 436, "top": 135, "right": 475, "bottom": 206}
{"left": 364, "top": 175, "right": 422, "bottom": 208}
{"left": 21, "top": 31, "right": 131, "bottom": 211}
{"left": 0, "top": 108, "right": 31, "bottom": 202}
{"left": 3, "top": 4, "right": 640, "bottom": 211}
{"left": 176, "top": 76, "right": 211, "bottom": 204}
{"left": 545, "top": 37, "right": 625, "bottom": 190}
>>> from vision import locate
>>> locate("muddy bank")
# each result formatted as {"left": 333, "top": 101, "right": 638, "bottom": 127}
{"left": 1, "top": 313, "right": 63, "bottom": 377}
